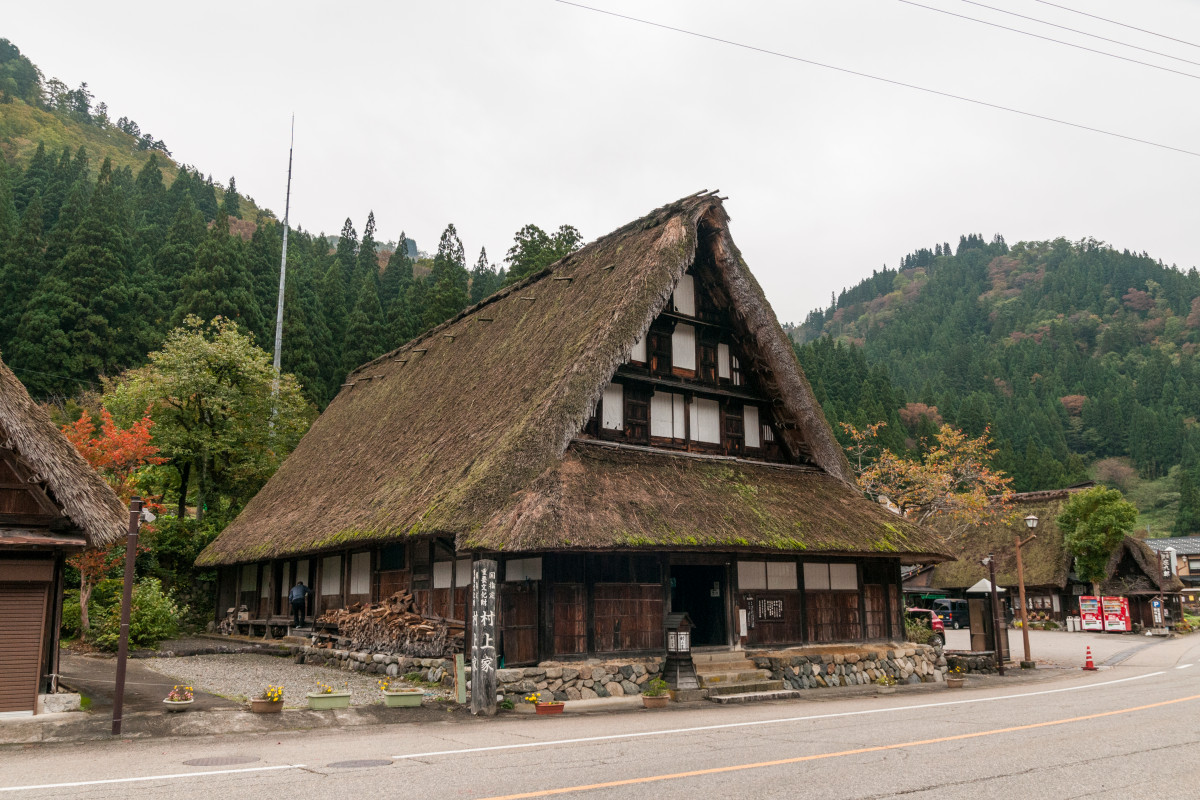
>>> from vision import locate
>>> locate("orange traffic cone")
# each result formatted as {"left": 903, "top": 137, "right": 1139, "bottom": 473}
{"left": 1082, "top": 646, "right": 1097, "bottom": 671}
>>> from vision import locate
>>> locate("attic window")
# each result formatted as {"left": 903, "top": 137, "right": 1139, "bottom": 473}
{"left": 718, "top": 343, "right": 731, "bottom": 379}
{"left": 650, "top": 391, "right": 686, "bottom": 440}
{"left": 629, "top": 335, "right": 647, "bottom": 364}
{"left": 672, "top": 324, "right": 696, "bottom": 372}
{"left": 601, "top": 383, "right": 624, "bottom": 431}
{"left": 690, "top": 398, "right": 720, "bottom": 444}
{"left": 672, "top": 274, "right": 696, "bottom": 316}
{"left": 744, "top": 406, "right": 761, "bottom": 448}
{"left": 731, "top": 354, "right": 743, "bottom": 386}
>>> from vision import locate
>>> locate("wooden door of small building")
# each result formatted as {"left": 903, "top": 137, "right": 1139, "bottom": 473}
{"left": 501, "top": 582, "right": 538, "bottom": 666}
{"left": 0, "top": 580, "right": 49, "bottom": 714}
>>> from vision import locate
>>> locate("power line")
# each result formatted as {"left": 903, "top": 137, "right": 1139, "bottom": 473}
{"left": 1031, "top": 0, "right": 1200, "bottom": 51}
{"left": 897, "top": 0, "right": 1200, "bottom": 81}
{"left": 962, "top": 0, "right": 1200, "bottom": 68}
{"left": 5, "top": 364, "right": 98, "bottom": 388}
{"left": 553, "top": 1, "right": 1200, "bottom": 159}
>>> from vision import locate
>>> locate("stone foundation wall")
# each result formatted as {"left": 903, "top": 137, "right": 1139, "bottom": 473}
{"left": 496, "top": 658, "right": 664, "bottom": 702}
{"left": 292, "top": 646, "right": 457, "bottom": 687}
{"left": 945, "top": 651, "right": 998, "bottom": 674}
{"left": 751, "top": 643, "right": 946, "bottom": 688}
{"left": 292, "top": 646, "right": 665, "bottom": 702}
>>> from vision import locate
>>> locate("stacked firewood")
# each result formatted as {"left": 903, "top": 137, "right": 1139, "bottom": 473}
{"left": 315, "top": 591, "right": 465, "bottom": 657}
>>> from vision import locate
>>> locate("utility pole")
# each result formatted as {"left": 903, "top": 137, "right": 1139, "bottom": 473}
{"left": 272, "top": 116, "right": 295, "bottom": 400}
{"left": 986, "top": 553, "right": 1006, "bottom": 676}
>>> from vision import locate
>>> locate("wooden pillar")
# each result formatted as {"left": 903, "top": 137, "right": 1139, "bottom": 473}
{"left": 470, "top": 559, "right": 498, "bottom": 716}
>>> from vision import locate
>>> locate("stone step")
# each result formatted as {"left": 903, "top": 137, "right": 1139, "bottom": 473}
{"left": 691, "top": 652, "right": 756, "bottom": 665}
{"left": 709, "top": 689, "right": 804, "bottom": 704}
{"left": 704, "top": 679, "right": 785, "bottom": 696}
{"left": 670, "top": 688, "right": 710, "bottom": 702}
{"left": 694, "top": 658, "right": 757, "bottom": 672}
{"left": 696, "top": 669, "right": 772, "bottom": 685}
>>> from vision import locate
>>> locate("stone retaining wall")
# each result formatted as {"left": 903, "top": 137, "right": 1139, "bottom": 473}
{"left": 496, "top": 658, "right": 664, "bottom": 702}
{"left": 751, "top": 643, "right": 946, "bottom": 688}
{"left": 945, "top": 650, "right": 998, "bottom": 674}
{"left": 291, "top": 646, "right": 665, "bottom": 702}
{"left": 291, "top": 646, "right": 457, "bottom": 687}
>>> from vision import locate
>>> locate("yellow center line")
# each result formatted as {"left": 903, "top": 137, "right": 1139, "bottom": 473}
{"left": 477, "top": 693, "right": 1200, "bottom": 800}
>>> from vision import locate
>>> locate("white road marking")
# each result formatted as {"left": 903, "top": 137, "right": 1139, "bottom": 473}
{"left": 393, "top": 671, "right": 1165, "bottom": 759}
{"left": 1177, "top": 664, "right": 1193, "bottom": 669}
{"left": 0, "top": 765, "right": 306, "bottom": 793}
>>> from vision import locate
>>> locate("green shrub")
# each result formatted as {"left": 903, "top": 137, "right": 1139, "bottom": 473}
{"left": 91, "top": 578, "right": 184, "bottom": 651}
{"left": 905, "top": 616, "right": 935, "bottom": 645}
{"left": 60, "top": 589, "right": 83, "bottom": 638}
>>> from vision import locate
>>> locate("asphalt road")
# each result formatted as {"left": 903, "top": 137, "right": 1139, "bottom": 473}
{"left": 3, "top": 634, "right": 1199, "bottom": 800}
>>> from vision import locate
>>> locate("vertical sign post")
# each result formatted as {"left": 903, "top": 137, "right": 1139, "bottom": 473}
{"left": 470, "top": 559, "right": 498, "bottom": 716}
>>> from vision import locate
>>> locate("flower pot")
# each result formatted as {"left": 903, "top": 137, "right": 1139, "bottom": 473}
{"left": 876, "top": 686, "right": 897, "bottom": 695}
{"left": 307, "top": 691, "right": 351, "bottom": 710}
{"left": 250, "top": 698, "right": 283, "bottom": 713}
{"left": 642, "top": 694, "right": 670, "bottom": 708}
{"left": 535, "top": 702, "right": 564, "bottom": 715}
{"left": 382, "top": 690, "right": 423, "bottom": 708}
{"left": 163, "top": 699, "right": 193, "bottom": 712}
{"left": 946, "top": 677, "right": 965, "bottom": 689}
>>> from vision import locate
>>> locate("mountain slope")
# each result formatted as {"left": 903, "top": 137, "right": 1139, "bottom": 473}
{"left": 793, "top": 235, "right": 1200, "bottom": 535}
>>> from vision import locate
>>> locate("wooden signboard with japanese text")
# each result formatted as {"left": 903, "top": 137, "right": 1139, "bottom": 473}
{"left": 470, "top": 559, "right": 498, "bottom": 716}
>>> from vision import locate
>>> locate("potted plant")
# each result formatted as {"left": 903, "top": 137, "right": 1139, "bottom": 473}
{"left": 525, "top": 693, "right": 565, "bottom": 715}
{"left": 250, "top": 684, "right": 285, "bottom": 713}
{"left": 378, "top": 679, "right": 423, "bottom": 708}
{"left": 307, "top": 681, "right": 352, "bottom": 710}
{"left": 946, "top": 665, "right": 966, "bottom": 689}
{"left": 163, "top": 685, "right": 194, "bottom": 712}
{"left": 642, "top": 678, "right": 671, "bottom": 708}
{"left": 875, "top": 674, "right": 898, "bottom": 695}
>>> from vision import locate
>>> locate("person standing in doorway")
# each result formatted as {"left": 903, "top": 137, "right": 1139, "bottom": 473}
{"left": 289, "top": 580, "right": 312, "bottom": 628}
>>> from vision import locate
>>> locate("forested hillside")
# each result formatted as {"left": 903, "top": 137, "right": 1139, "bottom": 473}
{"left": 0, "top": 39, "right": 589, "bottom": 410}
{"left": 793, "top": 234, "right": 1200, "bottom": 535}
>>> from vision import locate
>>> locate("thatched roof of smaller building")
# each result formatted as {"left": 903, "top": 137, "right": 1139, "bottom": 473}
{"left": 0, "top": 356, "right": 125, "bottom": 548}
{"left": 1100, "top": 537, "right": 1185, "bottom": 595}
{"left": 931, "top": 490, "right": 1075, "bottom": 591}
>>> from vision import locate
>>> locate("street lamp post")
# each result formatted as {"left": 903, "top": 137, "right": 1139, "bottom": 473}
{"left": 1017, "top": 514, "right": 1038, "bottom": 667}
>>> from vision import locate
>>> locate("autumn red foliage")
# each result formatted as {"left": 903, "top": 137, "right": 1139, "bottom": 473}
{"left": 62, "top": 408, "right": 165, "bottom": 633}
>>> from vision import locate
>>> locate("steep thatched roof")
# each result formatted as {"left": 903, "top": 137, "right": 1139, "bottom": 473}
{"left": 0, "top": 357, "right": 125, "bottom": 548}
{"left": 200, "top": 193, "right": 934, "bottom": 567}
{"left": 931, "top": 490, "right": 1075, "bottom": 591}
{"left": 1100, "top": 537, "right": 1185, "bottom": 595}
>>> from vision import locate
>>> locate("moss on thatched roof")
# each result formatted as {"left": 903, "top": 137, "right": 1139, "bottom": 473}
{"left": 1100, "top": 537, "right": 1185, "bottom": 595}
{"left": 199, "top": 193, "right": 929, "bottom": 567}
{"left": 0, "top": 356, "right": 125, "bottom": 548}
{"left": 931, "top": 492, "right": 1073, "bottom": 591}
{"left": 465, "top": 441, "right": 944, "bottom": 560}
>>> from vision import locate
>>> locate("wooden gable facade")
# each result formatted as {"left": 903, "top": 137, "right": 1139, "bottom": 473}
{"left": 202, "top": 193, "right": 950, "bottom": 666}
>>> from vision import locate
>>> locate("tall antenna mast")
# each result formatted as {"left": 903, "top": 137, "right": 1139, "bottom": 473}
{"left": 272, "top": 116, "right": 294, "bottom": 388}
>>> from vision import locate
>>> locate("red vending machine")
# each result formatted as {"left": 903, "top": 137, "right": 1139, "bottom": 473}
{"left": 1102, "top": 596, "right": 1131, "bottom": 632}
{"left": 1079, "top": 596, "right": 1103, "bottom": 631}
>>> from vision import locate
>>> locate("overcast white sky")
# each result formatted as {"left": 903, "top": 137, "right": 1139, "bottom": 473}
{"left": 7, "top": 1, "right": 1199, "bottom": 323}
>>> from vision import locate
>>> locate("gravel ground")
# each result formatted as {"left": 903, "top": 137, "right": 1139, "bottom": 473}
{"left": 141, "top": 653, "right": 446, "bottom": 708}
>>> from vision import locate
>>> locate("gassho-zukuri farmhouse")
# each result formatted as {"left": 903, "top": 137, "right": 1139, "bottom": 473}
{"left": 198, "top": 192, "right": 951, "bottom": 674}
